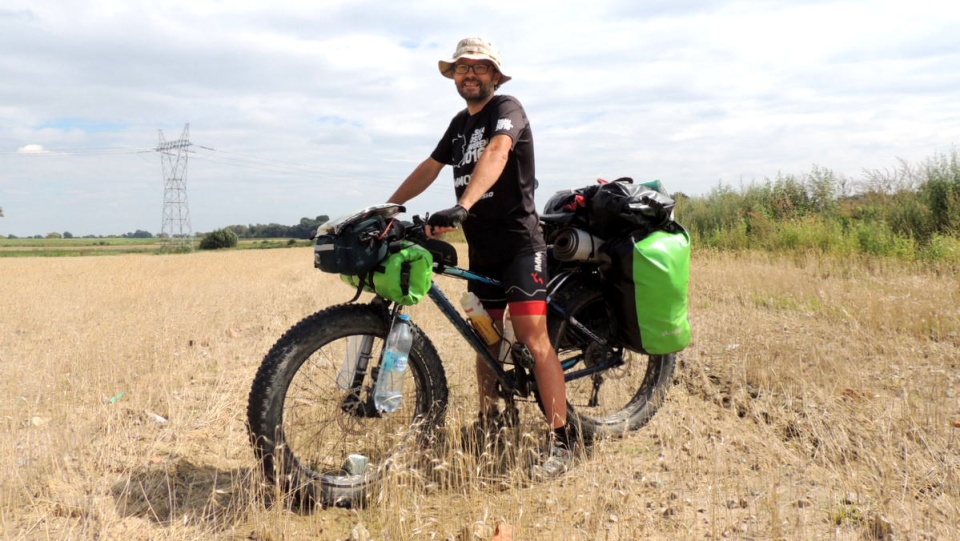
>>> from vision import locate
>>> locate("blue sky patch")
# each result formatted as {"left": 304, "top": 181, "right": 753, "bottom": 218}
{"left": 38, "top": 118, "right": 127, "bottom": 133}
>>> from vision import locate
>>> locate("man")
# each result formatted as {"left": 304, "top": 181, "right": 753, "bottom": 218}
{"left": 387, "top": 37, "right": 572, "bottom": 478}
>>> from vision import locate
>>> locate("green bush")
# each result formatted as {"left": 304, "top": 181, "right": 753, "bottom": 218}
{"left": 675, "top": 149, "right": 960, "bottom": 263}
{"left": 919, "top": 233, "right": 960, "bottom": 263}
{"left": 199, "top": 229, "right": 238, "bottom": 250}
{"left": 769, "top": 217, "right": 843, "bottom": 253}
{"left": 921, "top": 150, "right": 960, "bottom": 235}
{"left": 853, "top": 222, "right": 915, "bottom": 259}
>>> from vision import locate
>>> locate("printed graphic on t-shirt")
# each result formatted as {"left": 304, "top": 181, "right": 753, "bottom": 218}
{"left": 460, "top": 127, "right": 487, "bottom": 168}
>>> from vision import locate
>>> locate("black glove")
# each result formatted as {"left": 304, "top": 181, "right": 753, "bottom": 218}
{"left": 427, "top": 205, "right": 468, "bottom": 228}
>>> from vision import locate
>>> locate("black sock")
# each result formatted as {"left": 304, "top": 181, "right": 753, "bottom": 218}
{"left": 552, "top": 425, "right": 571, "bottom": 448}
{"left": 479, "top": 408, "right": 501, "bottom": 427}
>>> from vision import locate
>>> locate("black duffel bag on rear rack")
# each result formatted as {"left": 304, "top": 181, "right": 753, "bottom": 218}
{"left": 541, "top": 177, "right": 675, "bottom": 237}
{"left": 586, "top": 178, "right": 676, "bottom": 239}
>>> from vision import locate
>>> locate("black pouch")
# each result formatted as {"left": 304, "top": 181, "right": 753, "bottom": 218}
{"left": 314, "top": 217, "right": 388, "bottom": 275}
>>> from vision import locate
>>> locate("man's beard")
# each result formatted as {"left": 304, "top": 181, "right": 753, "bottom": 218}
{"left": 457, "top": 78, "right": 495, "bottom": 103}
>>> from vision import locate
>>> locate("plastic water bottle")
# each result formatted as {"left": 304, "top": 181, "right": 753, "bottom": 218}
{"left": 374, "top": 314, "right": 413, "bottom": 413}
{"left": 337, "top": 335, "right": 372, "bottom": 389}
{"left": 460, "top": 292, "right": 501, "bottom": 346}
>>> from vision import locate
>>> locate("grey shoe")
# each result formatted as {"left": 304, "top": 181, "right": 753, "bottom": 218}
{"left": 529, "top": 442, "right": 574, "bottom": 480}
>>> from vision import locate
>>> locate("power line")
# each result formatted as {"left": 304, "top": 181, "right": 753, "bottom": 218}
{"left": 188, "top": 146, "right": 355, "bottom": 177}
{"left": 186, "top": 148, "right": 320, "bottom": 176}
{"left": 7, "top": 141, "right": 363, "bottom": 174}
{"left": 185, "top": 146, "right": 394, "bottom": 189}
{"left": 6, "top": 141, "right": 401, "bottom": 190}
{"left": 194, "top": 145, "right": 325, "bottom": 170}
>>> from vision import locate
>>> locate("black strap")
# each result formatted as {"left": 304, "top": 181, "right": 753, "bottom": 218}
{"left": 346, "top": 265, "right": 376, "bottom": 303}
{"left": 400, "top": 261, "right": 411, "bottom": 296}
{"left": 347, "top": 271, "right": 367, "bottom": 303}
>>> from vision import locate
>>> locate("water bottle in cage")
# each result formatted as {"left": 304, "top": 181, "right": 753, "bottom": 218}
{"left": 460, "top": 292, "right": 501, "bottom": 346}
{"left": 373, "top": 314, "right": 413, "bottom": 413}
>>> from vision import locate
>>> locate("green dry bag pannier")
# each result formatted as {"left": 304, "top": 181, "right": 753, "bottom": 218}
{"left": 599, "top": 224, "right": 692, "bottom": 354}
{"left": 341, "top": 242, "right": 433, "bottom": 306}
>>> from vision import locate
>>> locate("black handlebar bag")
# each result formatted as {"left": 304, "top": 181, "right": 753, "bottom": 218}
{"left": 314, "top": 216, "right": 390, "bottom": 276}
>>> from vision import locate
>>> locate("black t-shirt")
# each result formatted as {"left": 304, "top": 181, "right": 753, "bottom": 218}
{"left": 430, "top": 95, "right": 545, "bottom": 257}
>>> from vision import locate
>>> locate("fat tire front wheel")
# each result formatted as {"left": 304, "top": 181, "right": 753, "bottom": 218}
{"left": 246, "top": 303, "right": 447, "bottom": 508}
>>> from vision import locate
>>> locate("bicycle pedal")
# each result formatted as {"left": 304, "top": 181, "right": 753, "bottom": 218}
{"left": 510, "top": 343, "right": 536, "bottom": 370}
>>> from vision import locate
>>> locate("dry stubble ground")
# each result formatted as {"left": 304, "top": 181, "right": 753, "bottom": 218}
{"left": 1, "top": 247, "right": 958, "bottom": 540}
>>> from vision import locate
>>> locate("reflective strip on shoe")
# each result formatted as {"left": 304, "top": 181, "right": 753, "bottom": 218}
{"left": 529, "top": 444, "right": 573, "bottom": 480}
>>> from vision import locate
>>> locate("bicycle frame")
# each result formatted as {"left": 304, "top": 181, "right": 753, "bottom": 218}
{"left": 324, "top": 205, "right": 624, "bottom": 397}
{"left": 390, "top": 262, "right": 623, "bottom": 398}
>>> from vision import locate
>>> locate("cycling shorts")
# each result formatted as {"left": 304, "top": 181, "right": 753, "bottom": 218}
{"left": 468, "top": 250, "right": 548, "bottom": 315}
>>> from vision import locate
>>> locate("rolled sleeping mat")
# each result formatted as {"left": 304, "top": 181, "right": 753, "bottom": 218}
{"left": 553, "top": 227, "right": 605, "bottom": 262}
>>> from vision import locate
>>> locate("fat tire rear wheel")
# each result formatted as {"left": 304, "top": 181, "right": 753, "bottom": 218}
{"left": 246, "top": 303, "right": 447, "bottom": 508}
{"left": 547, "top": 280, "right": 675, "bottom": 441}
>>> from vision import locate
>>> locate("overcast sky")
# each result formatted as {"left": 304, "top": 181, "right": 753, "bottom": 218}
{"left": 1, "top": 0, "right": 957, "bottom": 237}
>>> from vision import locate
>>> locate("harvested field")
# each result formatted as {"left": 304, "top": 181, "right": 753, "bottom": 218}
{"left": 1, "top": 248, "right": 957, "bottom": 539}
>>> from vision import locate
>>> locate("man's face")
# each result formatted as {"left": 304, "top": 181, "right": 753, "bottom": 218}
{"left": 453, "top": 59, "right": 500, "bottom": 103}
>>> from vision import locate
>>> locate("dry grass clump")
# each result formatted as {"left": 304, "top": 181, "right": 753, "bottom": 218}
{"left": 1, "top": 247, "right": 957, "bottom": 539}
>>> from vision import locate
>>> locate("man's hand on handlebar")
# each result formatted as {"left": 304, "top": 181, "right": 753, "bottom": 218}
{"left": 426, "top": 204, "right": 468, "bottom": 238}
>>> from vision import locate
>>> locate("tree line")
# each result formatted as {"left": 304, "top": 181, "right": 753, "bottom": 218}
{"left": 1, "top": 216, "right": 331, "bottom": 240}
{"left": 221, "top": 216, "right": 330, "bottom": 239}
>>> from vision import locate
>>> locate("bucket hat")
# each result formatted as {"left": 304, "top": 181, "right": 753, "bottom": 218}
{"left": 438, "top": 37, "right": 511, "bottom": 85}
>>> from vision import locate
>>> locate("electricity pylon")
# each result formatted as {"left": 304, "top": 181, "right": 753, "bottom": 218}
{"left": 157, "top": 124, "right": 193, "bottom": 250}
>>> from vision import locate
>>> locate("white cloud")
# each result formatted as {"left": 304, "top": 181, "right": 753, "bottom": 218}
{"left": 1, "top": 0, "right": 958, "bottom": 236}
{"left": 16, "top": 144, "right": 51, "bottom": 155}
